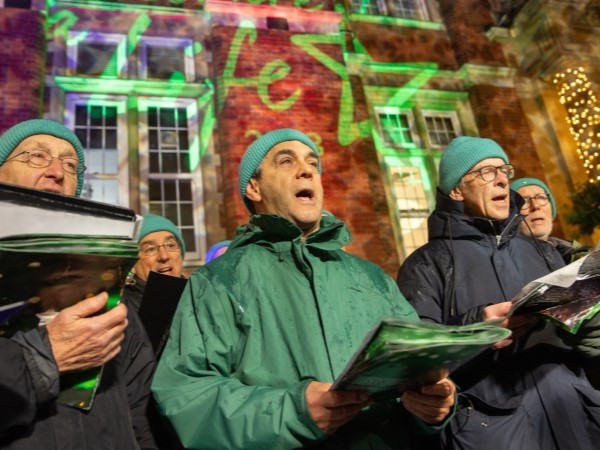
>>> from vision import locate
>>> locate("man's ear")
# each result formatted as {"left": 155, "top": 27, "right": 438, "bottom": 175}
{"left": 245, "top": 178, "right": 261, "bottom": 202}
{"left": 448, "top": 185, "right": 464, "bottom": 201}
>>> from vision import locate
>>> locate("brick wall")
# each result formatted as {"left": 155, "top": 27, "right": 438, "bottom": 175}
{"left": 0, "top": 8, "right": 46, "bottom": 132}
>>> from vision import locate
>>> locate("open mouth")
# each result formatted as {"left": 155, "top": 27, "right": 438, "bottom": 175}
{"left": 492, "top": 194, "right": 507, "bottom": 202}
{"left": 156, "top": 267, "right": 173, "bottom": 274}
{"left": 295, "top": 189, "right": 315, "bottom": 202}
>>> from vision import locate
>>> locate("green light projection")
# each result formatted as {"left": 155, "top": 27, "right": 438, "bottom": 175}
{"left": 220, "top": 21, "right": 300, "bottom": 112}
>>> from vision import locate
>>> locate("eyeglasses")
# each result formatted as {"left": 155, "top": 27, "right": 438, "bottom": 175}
{"left": 464, "top": 164, "right": 515, "bottom": 183}
{"left": 521, "top": 194, "right": 550, "bottom": 210}
{"left": 4, "top": 150, "right": 86, "bottom": 176}
{"left": 139, "top": 239, "right": 181, "bottom": 258}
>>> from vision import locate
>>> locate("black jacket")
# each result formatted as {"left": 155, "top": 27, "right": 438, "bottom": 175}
{"left": 397, "top": 189, "right": 600, "bottom": 450}
{"left": 0, "top": 309, "right": 156, "bottom": 449}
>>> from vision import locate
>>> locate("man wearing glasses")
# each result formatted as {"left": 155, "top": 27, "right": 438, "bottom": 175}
{"left": 396, "top": 136, "right": 600, "bottom": 449}
{"left": 511, "top": 177, "right": 590, "bottom": 264}
{"left": 0, "top": 119, "right": 156, "bottom": 449}
{"left": 123, "top": 214, "right": 186, "bottom": 312}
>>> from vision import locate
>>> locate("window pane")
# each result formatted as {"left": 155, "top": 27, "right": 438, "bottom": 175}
{"left": 105, "top": 149, "right": 118, "bottom": 174}
{"left": 149, "top": 179, "right": 161, "bottom": 200}
{"left": 105, "top": 107, "right": 117, "bottom": 127}
{"left": 162, "top": 153, "right": 179, "bottom": 173}
{"left": 163, "top": 180, "right": 177, "bottom": 200}
{"left": 179, "top": 179, "right": 192, "bottom": 201}
{"left": 75, "top": 128, "right": 87, "bottom": 147}
{"left": 76, "top": 42, "right": 118, "bottom": 77}
{"left": 179, "top": 130, "right": 189, "bottom": 150}
{"left": 160, "top": 108, "right": 175, "bottom": 128}
{"left": 182, "top": 228, "right": 196, "bottom": 253}
{"left": 149, "top": 153, "right": 160, "bottom": 173}
{"left": 90, "top": 106, "right": 104, "bottom": 126}
{"left": 179, "top": 153, "right": 190, "bottom": 173}
{"left": 90, "top": 129, "right": 103, "bottom": 149}
{"left": 86, "top": 149, "right": 104, "bottom": 173}
{"left": 148, "top": 107, "right": 158, "bottom": 127}
{"left": 105, "top": 129, "right": 117, "bottom": 149}
{"left": 75, "top": 105, "right": 88, "bottom": 125}
{"left": 164, "top": 204, "right": 179, "bottom": 221}
{"left": 177, "top": 108, "right": 188, "bottom": 126}
{"left": 146, "top": 45, "right": 186, "bottom": 81}
{"left": 149, "top": 130, "right": 158, "bottom": 150}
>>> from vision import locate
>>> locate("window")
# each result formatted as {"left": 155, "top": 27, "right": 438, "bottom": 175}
{"left": 138, "top": 37, "right": 195, "bottom": 82}
{"left": 67, "top": 32, "right": 127, "bottom": 78}
{"left": 138, "top": 98, "right": 205, "bottom": 260}
{"left": 351, "top": 0, "right": 430, "bottom": 20}
{"left": 423, "top": 111, "right": 460, "bottom": 148}
{"left": 65, "top": 95, "right": 129, "bottom": 205}
{"left": 386, "top": 158, "right": 431, "bottom": 257}
{"left": 376, "top": 107, "right": 420, "bottom": 148}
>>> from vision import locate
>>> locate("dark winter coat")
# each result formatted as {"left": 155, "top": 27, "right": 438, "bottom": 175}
{"left": 0, "top": 309, "right": 156, "bottom": 449}
{"left": 397, "top": 189, "right": 600, "bottom": 450}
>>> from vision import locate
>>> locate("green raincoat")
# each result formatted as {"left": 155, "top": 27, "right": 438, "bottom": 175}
{"left": 152, "top": 214, "right": 446, "bottom": 449}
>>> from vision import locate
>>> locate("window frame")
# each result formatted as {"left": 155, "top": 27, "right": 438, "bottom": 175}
{"left": 421, "top": 110, "right": 461, "bottom": 149}
{"left": 137, "top": 96, "right": 206, "bottom": 262}
{"left": 66, "top": 31, "right": 127, "bottom": 79}
{"left": 375, "top": 106, "right": 421, "bottom": 149}
{"left": 137, "top": 36, "right": 195, "bottom": 83}
{"left": 64, "top": 93, "right": 130, "bottom": 206}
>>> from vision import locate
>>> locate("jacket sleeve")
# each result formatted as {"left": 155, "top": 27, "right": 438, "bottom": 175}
{"left": 0, "top": 328, "right": 60, "bottom": 437}
{"left": 152, "top": 273, "right": 325, "bottom": 450}
{"left": 397, "top": 246, "right": 486, "bottom": 326}
{"left": 123, "top": 309, "right": 158, "bottom": 449}
{"left": 397, "top": 248, "right": 447, "bottom": 324}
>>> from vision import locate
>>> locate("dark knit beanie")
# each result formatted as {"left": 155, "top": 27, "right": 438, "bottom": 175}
{"left": 0, "top": 119, "right": 86, "bottom": 196}
{"left": 439, "top": 136, "right": 509, "bottom": 195}
{"left": 511, "top": 177, "right": 557, "bottom": 218}
{"left": 138, "top": 214, "right": 186, "bottom": 257}
{"left": 238, "top": 128, "right": 321, "bottom": 213}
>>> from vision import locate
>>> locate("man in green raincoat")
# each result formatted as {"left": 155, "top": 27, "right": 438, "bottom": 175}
{"left": 152, "top": 128, "right": 455, "bottom": 449}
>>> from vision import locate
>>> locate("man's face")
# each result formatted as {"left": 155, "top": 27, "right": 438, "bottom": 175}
{"left": 0, "top": 134, "right": 79, "bottom": 196}
{"left": 246, "top": 140, "right": 323, "bottom": 236}
{"left": 449, "top": 158, "right": 511, "bottom": 221}
{"left": 516, "top": 185, "right": 553, "bottom": 240}
{"left": 133, "top": 231, "right": 184, "bottom": 281}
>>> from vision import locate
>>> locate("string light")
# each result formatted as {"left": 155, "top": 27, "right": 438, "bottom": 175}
{"left": 553, "top": 67, "right": 600, "bottom": 182}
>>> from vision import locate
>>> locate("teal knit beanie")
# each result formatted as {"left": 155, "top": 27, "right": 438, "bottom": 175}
{"left": 0, "top": 119, "right": 86, "bottom": 197}
{"left": 439, "top": 136, "right": 509, "bottom": 195}
{"left": 511, "top": 177, "right": 557, "bottom": 218}
{"left": 238, "top": 128, "right": 322, "bottom": 213}
{"left": 138, "top": 214, "right": 186, "bottom": 257}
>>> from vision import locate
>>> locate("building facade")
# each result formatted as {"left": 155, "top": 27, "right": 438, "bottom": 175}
{"left": 1, "top": 0, "right": 598, "bottom": 275}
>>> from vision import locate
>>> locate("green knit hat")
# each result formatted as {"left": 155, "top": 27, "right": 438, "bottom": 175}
{"left": 439, "top": 136, "right": 509, "bottom": 195}
{"left": 511, "top": 177, "right": 557, "bottom": 218}
{"left": 238, "top": 128, "right": 321, "bottom": 213}
{"left": 138, "top": 214, "right": 186, "bottom": 257}
{"left": 0, "top": 119, "right": 86, "bottom": 197}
